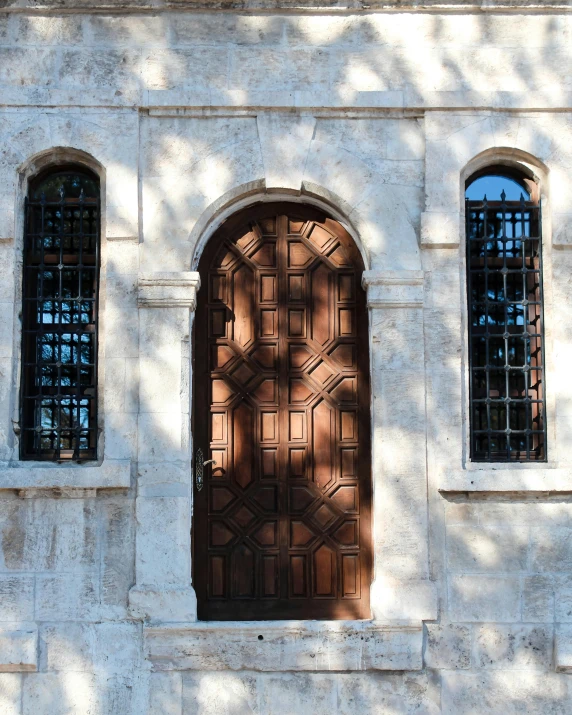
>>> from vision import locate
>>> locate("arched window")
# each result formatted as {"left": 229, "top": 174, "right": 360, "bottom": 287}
{"left": 20, "top": 167, "right": 100, "bottom": 461}
{"left": 466, "top": 167, "right": 545, "bottom": 462}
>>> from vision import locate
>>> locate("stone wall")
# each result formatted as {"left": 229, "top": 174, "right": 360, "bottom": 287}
{"left": 1, "top": 5, "right": 572, "bottom": 713}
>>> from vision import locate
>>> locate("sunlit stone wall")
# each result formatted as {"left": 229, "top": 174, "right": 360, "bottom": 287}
{"left": 1, "top": 3, "right": 572, "bottom": 713}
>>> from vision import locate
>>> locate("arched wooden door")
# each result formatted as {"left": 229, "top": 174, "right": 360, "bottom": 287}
{"left": 193, "top": 203, "right": 371, "bottom": 620}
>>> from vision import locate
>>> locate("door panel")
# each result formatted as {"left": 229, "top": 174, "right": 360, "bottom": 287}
{"left": 194, "top": 203, "right": 371, "bottom": 620}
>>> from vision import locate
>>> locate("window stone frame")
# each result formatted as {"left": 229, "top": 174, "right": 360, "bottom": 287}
{"left": 422, "top": 113, "right": 568, "bottom": 492}
{"left": 0, "top": 146, "right": 133, "bottom": 491}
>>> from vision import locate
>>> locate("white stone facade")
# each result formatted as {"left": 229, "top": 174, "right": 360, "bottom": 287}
{"left": 1, "top": 2, "right": 572, "bottom": 712}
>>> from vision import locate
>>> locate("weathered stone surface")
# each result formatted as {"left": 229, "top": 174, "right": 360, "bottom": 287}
{"left": 146, "top": 622, "right": 423, "bottom": 672}
{"left": 35, "top": 574, "right": 100, "bottom": 622}
{"left": 0, "top": 673, "right": 22, "bottom": 715}
{"left": 447, "top": 525, "right": 528, "bottom": 573}
{"left": 449, "top": 575, "right": 520, "bottom": 622}
{"left": 182, "top": 671, "right": 258, "bottom": 715}
{"left": 442, "top": 671, "right": 570, "bottom": 715}
{"left": 523, "top": 575, "right": 555, "bottom": 622}
{"left": 475, "top": 624, "right": 553, "bottom": 671}
{"left": 0, "top": 577, "right": 34, "bottom": 622}
{"left": 149, "top": 672, "right": 182, "bottom": 715}
{"left": 0, "top": 626, "right": 37, "bottom": 673}
{"left": 0, "top": 499, "right": 97, "bottom": 573}
{"left": 100, "top": 497, "right": 135, "bottom": 617}
{"left": 555, "top": 625, "right": 572, "bottom": 673}
{"left": 256, "top": 114, "right": 316, "bottom": 191}
{"left": 0, "top": 462, "right": 130, "bottom": 490}
{"left": 22, "top": 673, "right": 98, "bottom": 715}
{"left": 424, "top": 624, "right": 471, "bottom": 670}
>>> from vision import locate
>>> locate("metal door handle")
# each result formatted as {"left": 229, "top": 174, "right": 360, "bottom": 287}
{"left": 195, "top": 447, "right": 217, "bottom": 492}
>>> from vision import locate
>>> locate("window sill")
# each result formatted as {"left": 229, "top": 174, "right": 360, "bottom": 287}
{"left": 144, "top": 620, "right": 423, "bottom": 672}
{"left": 439, "top": 465, "right": 572, "bottom": 492}
{"left": 0, "top": 459, "right": 131, "bottom": 490}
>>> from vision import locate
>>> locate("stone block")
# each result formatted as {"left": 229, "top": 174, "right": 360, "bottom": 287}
{"left": 182, "top": 671, "right": 258, "bottom": 715}
{"left": 256, "top": 114, "right": 316, "bottom": 191}
{"left": 137, "top": 462, "right": 190, "bottom": 498}
{"left": 371, "top": 308, "right": 425, "bottom": 370}
{"left": 523, "top": 574, "right": 555, "bottom": 622}
{"left": 100, "top": 497, "right": 135, "bottom": 617}
{"left": 35, "top": 574, "right": 99, "bottom": 622}
{"left": 103, "top": 412, "right": 137, "bottom": 461}
{"left": 0, "top": 201, "right": 14, "bottom": 242}
{"left": 22, "top": 673, "right": 98, "bottom": 715}
{"left": 555, "top": 624, "right": 572, "bottom": 673}
{"left": 94, "top": 623, "right": 140, "bottom": 675}
{"left": 87, "top": 14, "right": 170, "bottom": 46}
{"left": 148, "top": 672, "right": 182, "bottom": 715}
{"left": 124, "top": 359, "right": 140, "bottom": 414}
{"left": 426, "top": 369, "right": 462, "bottom": 429}
{"left": 106, "top": 239, "right": 139, "bottom": 275}
{"left": 442, "top": 671, "right": 570, "bottom": 715}
{"left": 449, "top": 575, "right": 520, "bottom": 622}
{"left": 137, "top": 412, "right": 185, "bottom": 464}
{"left": 0, "top": 498, "right": 97, "bottom": 573}
{"left": 443, "top": 500, "right": 479, "bottom": 525}
{"left": 139, "top": 357, "right": 181, "bottom": 414}
{"left": 98, "top": 675, "right": 135, "bottom": 715}
{"left": 146, "top": 622, "right": 422, "bottom": 672}
{"left": 555, "top": 574, "right": 572, "bottom": 622}
{"left": 420, "top": 211, "right": 460, "bottom": 247}
{"left": 13, "top": 15, "right": 84, "bottom": 46}
{"left": 129, "top": 586, "right": 197, "bottom": 623}
{"left": 172, "top": 13, "right": 284, "bottom": 46}
{"left": 106, "top": 205, "right": 138, "bottom": 239}
{"left": 143, "top": 48, "right": 229, "bottom": 91}
{"left": 371, "top": 579, "right": 438, "bottom": 622}
{"left": 0, "top": 307, "right": 14, "bottom": 361}
{"left": 424, "top": 623, "right": 471, "bottom": 670}
{"left": 103, "top": 358, "right": 126, "bottom": 414}
{"left": 105, "top": 274, "right": 139, "bottom": 359}
{"left": 0, "top": 673, "right": 22, "bottom": 715}
{"left": 0, "top": 48, "right": 58, "bottom": 87}
{"left": 138, "top": 306, "right": 188, "bottom": 359}
{"left": 135, "top": 497, "right": 191, "bottom": 586}
{"left": 41, "top": 623, "right": 94, "bottom": 673}
{"left": 475, "top": 624, "right": 553, "bottom": 670}
{"left": 229, "top": 47, "right": 330, "bottom": 91}
{"left": 446, "top": 525, "right": 528, "bottom": 572}
{"left": 530, "top": 527, "right": 572, "bottom": 572}
{"left": 0, "top": 462, "right": 130, "bottom": 491}
{"left": 58, "top": 50, "right": 141, "bottom": 91}
{"left": 258, "top": 674, "right": 336, "bottom": 715}
{"left": 552, "top": 213, "right": 572, "bottom": 246}
{"left": 0, "top": 577, "right": 34, "bottom": 622}
{"left": 0, "top": 626, "right": 37, "bottom": 673}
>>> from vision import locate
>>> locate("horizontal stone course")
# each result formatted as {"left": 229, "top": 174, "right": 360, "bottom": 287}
{"left": 146, "top": 622, "right": 423, "bottom": 672}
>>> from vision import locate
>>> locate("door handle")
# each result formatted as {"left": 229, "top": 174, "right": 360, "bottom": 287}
{"left": 195, "top": 447, "right": 217, "bottom": 492}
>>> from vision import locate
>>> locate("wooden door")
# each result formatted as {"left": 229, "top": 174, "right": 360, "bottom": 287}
{"left": 193, "top": 203, "right": 371, "bottom": 620}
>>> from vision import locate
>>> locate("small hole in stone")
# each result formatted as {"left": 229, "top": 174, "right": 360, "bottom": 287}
{"left": 258, "top": 635, "right": 264, "bottom": 641}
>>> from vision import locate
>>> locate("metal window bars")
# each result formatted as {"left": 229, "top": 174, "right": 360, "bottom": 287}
{"left": 466, "top": 191, "right": 546, "bottom": 462}
{"left": 20, "top": 174, "right": 100, "bottom": 461}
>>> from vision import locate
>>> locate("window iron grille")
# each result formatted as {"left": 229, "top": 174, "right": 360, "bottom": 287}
{"left": 20, "top": 170, "right": 100, "bottom": 461}
{"left": 466, "top": 190, "right": 546, "bottom": 462}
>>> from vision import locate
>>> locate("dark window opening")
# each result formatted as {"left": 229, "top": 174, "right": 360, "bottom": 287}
{"left": 20, "top": 167, "right": 100, "bottom": 461}
{"left": 466, "top": 169, "right": 546, "bottom": 462}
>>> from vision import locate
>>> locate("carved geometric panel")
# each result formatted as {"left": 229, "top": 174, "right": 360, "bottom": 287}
{"left": 195, "top": 206, "right": 370, "bottom": 620}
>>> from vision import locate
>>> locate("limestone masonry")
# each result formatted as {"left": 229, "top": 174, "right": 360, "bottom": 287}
{"left": 2, "top": 1, "right": 572, "bottom": 712}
